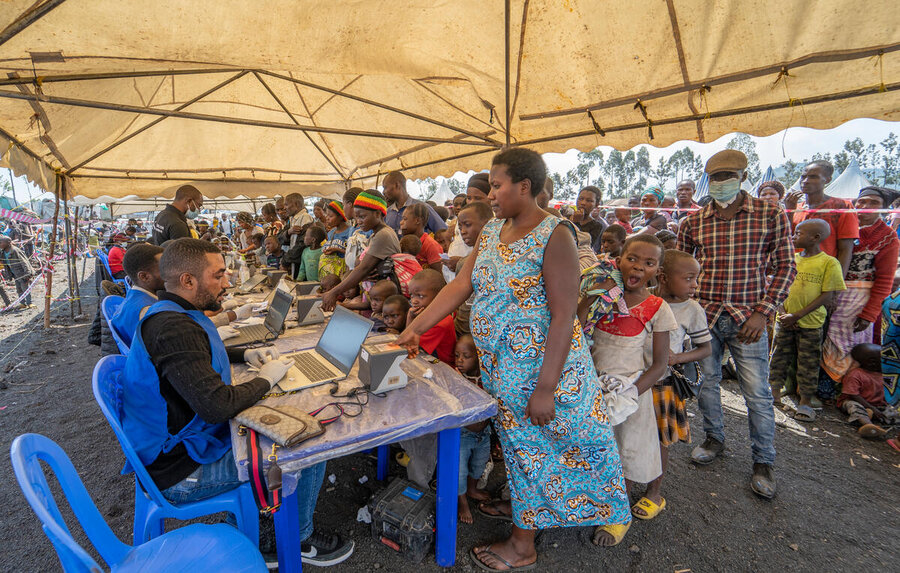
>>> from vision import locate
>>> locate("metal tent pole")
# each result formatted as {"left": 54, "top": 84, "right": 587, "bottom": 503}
{"left": 43, "top": 175, "right": 61, "bottom": 329}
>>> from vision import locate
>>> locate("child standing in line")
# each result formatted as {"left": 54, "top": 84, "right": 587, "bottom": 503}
{"left": 769, "top": 219, "right": 846, "bottom": 423}
{"left": 454, "top": 334, "right": 492, "bottom": 524}
{"left": 600, "top": 224, "right": 627, "bottom": 260}
{"left": 380, "top": 294, "right": 410, "bottom": 334}
{"left": 400, "top": 203, "right": 445, "bottom": 272}
{"left": 580, "top": 234, "right": 675, "bottom": 547}
{"left": 295, "top": 225, "right": 325, "bottom": 281}
{"left": 634, "top": 250, "right": 712, "bottom": 520}
{"left": 367, "top": 280, "right": 398, "bottom": 331}
{"left": 319, "top": 201, "right": 351, "bottom": 278}
{"left": 263, "top": 236, "right": 285, "bottom": 269}
{"left": 452, "top": 202, "right": 493, "bottom": 336}
{"left": 408, "top": 269, "right": 457, "bottom": 365}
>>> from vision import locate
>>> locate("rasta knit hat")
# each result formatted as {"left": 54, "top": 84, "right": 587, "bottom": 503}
{"left": 354, "top": 191, "right": 387, "bottom": 215}
{"left": 327, "top": 200, "right": 346, "bottom": 221}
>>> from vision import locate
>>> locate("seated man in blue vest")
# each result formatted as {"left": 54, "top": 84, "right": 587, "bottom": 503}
{"left": 121, "top": 238, "right": 354, "bottom": 567}
{"left": 110, "top": 242, "right": 164, "bottom": 348}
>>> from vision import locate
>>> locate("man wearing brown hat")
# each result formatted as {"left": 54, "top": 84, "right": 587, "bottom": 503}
{"left": 677, "top": 149, "right": 797, "bottom": 499}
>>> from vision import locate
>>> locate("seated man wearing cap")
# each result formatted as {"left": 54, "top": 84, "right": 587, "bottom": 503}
{"left": 677, "top": 149, "right": 797, "bottom": 499}
{"left": 121, "top": 239, "right": 354, "bottom": 567}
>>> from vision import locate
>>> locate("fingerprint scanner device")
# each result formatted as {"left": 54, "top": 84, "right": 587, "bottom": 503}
{"left": 296, "top": 295, "right": 325, "bottom": 326}
{"left": 358, "top": 335, "right": 409, "bottom": 393}
{"left": 264, "top": 269, "right": 287, "bottom": 288}
{"left": 295, "top": 281, "right": 321, "bottom": 295}
{"left": 225, "top": 288, "right": 294, "bottom": 347}
{"left": 277, "top": 306, "right": 374, "bottom": 392}
{"left": 236, "top": 273, "right": 266, "bottom": 294}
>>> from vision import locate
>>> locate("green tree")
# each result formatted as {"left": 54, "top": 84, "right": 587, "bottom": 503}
{"left": 725, "top": 133, "right": 762, "bottom": 181}
{"left": 447, "top": 178, "right": 466, "bottom": 196}
{"left": 878, "top": 133, "right": 899, "bottom": 186}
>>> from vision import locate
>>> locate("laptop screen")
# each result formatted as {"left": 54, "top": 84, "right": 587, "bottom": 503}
{"left": 265, "top": 289, "right": 293, "bottom": 333}
{"left": 317, "top": 306, "right": 374, "bottom": 374}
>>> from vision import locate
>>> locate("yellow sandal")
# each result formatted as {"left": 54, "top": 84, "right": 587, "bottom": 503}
{"left": 631, "top": 497, "right": 666, "bottom": 520}
{"left": 593, "top": 521, "right": 631, "bottom": 546}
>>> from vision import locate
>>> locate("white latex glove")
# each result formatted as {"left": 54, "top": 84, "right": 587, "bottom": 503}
{"left": 256, "top": 357, "right": 294, "bottom": 388}
{"left": 217, "top": 325, "right": 240, "bottom": 340}
{"left": 234, "top": 303, "right": 255, "bottom": 320}
{"left": 221, "top": 298, "right": 241, "bottom": 311}
{"left": 244, "top": 347, "right": 281, "bottom": 368}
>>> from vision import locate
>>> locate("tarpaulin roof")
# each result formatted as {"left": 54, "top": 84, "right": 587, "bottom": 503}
{"left": 0, "top": 0, "right": 897, "bottom": 202}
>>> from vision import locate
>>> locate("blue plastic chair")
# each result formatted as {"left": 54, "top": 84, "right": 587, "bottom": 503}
{"left": 97, "top": 249, "right": 127, "bottom": 289}
{"left": 92, "top": 355, "right": 260, "bottom": 546}
{"left": 10, "top": 433, "right": 267, "bottom": 573}
{"left": 101, "top": 295, "right": 129, "bottom": 354}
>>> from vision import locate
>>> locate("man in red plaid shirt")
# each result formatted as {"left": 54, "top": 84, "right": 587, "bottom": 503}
{"left": 677, "top": 149, "right": 796, "bottom": 499}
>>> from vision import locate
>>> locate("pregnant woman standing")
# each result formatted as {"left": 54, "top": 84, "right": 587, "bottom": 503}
{"left": 398, "top": 148, "right": 630, "bottom": 571}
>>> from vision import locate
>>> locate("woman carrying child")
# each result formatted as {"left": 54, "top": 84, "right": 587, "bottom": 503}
{"left": 398, "top": 148, "right": 629, "bottom": 571}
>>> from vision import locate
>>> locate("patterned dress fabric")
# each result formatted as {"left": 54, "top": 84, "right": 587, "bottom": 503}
{"left": 880, "top": 289, "right": 900, "bottom": 405}
{"left": 470, "top": 216, "right": 630, "bottom": 529}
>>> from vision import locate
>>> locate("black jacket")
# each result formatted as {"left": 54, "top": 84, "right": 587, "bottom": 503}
{"left": 152, "top": 204, "right": 191, "bottom": 245}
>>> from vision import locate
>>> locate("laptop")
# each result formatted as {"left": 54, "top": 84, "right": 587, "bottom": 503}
{"left": 276, "top": 306, "right": 374, "bottom": 391}
{"left": 294, "top": 281, "right": 321, "bottom": 295}
{"left": 225, "top": 288, "right": 294, "bottom": 347}
{"left": 236, "top": 273, "right": 267, "bottom": 294}
{"left": 296, "top": 295, "right": 325, "bottom": 326}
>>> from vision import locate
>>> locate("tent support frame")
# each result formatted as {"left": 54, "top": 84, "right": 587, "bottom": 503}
{"left": 0, "top": 89, "right": 494, "bottom": 146}
{"left": 43, "top": 174, "right": 61, "bottom": 329}
{"left": 0, "top": 0, "right": 68, "bottom": 48}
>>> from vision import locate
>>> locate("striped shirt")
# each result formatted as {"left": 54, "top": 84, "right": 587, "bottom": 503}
{"left": 676, "top": 192, "right": 796, "bottom": 325}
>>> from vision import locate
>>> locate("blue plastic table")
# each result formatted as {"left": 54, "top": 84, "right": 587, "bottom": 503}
{"left": 229, "top": 322, "right": 497, "bottom": 572}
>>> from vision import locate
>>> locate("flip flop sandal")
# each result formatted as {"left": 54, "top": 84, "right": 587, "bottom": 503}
{"left": 858, "top": 423, "right": 888, "bottom": 438}
{"left": 476, "top": 500, "right": 513, "bottom": 522}
{"left": 593, "top": 521, "right": 631, "bottom": 547}
{"left": 887, "top": 438, "right": 900, "bottom": 453}
{"left": 631, "top": 497, "right": 666, "bottom": 520}
{"left": 469, "top": 548, "right": 536, "bottom": 572}
{"left": 395, "top": 452, "right": 410, "bottom": 467}
{"left": 793, "top": 405, "right": 817, "bottom": 422}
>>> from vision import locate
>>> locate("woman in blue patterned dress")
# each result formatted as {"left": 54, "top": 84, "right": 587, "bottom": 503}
{"left": 398, "top": 148, "right": 630, "bottom": 571}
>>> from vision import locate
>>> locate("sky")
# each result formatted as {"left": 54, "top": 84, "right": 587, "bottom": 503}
{"left": 2, "top": 118, "right": 898, "bottom": 204}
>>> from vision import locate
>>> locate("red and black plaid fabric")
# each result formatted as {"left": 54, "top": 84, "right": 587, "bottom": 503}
{"left": 676, "top": 192, "right": 797, "bottom": 325}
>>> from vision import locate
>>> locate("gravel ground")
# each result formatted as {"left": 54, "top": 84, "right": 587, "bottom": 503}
{"left": 0, "top": 264, "right": 898, "bottom": 572}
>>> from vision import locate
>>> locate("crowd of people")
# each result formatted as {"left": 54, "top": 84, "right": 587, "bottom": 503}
{"left": 15, "top": 144, "right": 897, "bottom": 570}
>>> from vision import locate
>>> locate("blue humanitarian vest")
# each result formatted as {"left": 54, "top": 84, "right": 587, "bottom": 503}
{"left": 121, "top": 300, "right": 232, "bottom": 473}
{"left": 110, "top": 288, "right": 156, "bottom": 349}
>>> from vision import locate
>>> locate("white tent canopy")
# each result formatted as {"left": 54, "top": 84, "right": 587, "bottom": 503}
{"left": 0, "top": 1, "right": 897, "bottom": 202}
{"left": 825, "top": 158, "right": 871, "bottom": 199}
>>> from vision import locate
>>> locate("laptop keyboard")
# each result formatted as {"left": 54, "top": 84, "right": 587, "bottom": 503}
{"left": 292, "top": 353, "right": 335, "bottom": 382}
{"left": 234, "top": 324, "right": 269, "bottom": 343}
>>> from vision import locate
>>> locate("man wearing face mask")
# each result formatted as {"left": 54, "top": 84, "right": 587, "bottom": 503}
{"left": 677, "top": 150, "right": 796, "bottom": 500}
{"left": 152, "top": 185, "right": 203, "bottom": 245}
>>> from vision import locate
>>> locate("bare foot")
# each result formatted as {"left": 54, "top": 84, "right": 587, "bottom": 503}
{"left": 458, "top": 495, "right": 473, "bottom": 524}
{"left": 472, "top": 539, "right": 536, "bottom": 570}
{"left": 592, "top": 527, "right": 616, "bottom": 546}
{"left": 467, "top": 484, "right": 491, "bottom": 502}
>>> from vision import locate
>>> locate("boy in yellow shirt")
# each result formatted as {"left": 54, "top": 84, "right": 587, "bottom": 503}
{"left": 769, "top": 219, "right": 846, "bottom": 422}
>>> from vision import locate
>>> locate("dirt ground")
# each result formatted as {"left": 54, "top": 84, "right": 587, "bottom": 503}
{"left": 0, "top": 265, "right": 898, "bottom": 573}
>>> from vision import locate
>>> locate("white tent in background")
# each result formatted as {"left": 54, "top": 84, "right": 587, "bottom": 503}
{"left": 825, "top": 158, "right": 871, "bottom": 199}
{"left": 694, "top": 173, "right": 709, "bottom": 200}
{"left": 429, "top": 180, "right": 456, "bottom": 206}
{"left": 753, "top": 166, "right": 776, "bottom": 196}
{"left": 741, "top": 177, "right": 754, "bottom": 193}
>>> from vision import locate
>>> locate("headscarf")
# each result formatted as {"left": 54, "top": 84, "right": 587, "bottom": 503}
{"left": 327, "top": 200, "right": 346, "bottom": 221}
{"left": 467, "top": 172, "right": 490, "bottom": 195}
{"left": 641, "top": 186, "right": 664, "bottom": 204}
{"left": 858, "top": 186, "right": 900, "bottom": 208}
{"left": 757, "top": 180, "right": 786, "bottom": 199}
{"left": 236, "top": 211, "right": 254, "bottom": 225}
{"left": 354, "top": 191, "right": 387, "bottom": 215}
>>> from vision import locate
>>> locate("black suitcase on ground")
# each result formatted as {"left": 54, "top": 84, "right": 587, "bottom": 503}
{"left": 368, "top": 477, "right": 435, "bottom": 563}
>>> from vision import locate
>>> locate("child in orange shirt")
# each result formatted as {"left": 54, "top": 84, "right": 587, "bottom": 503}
{"left": 407, "top": 269, "right": 456, "bottom": 364}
